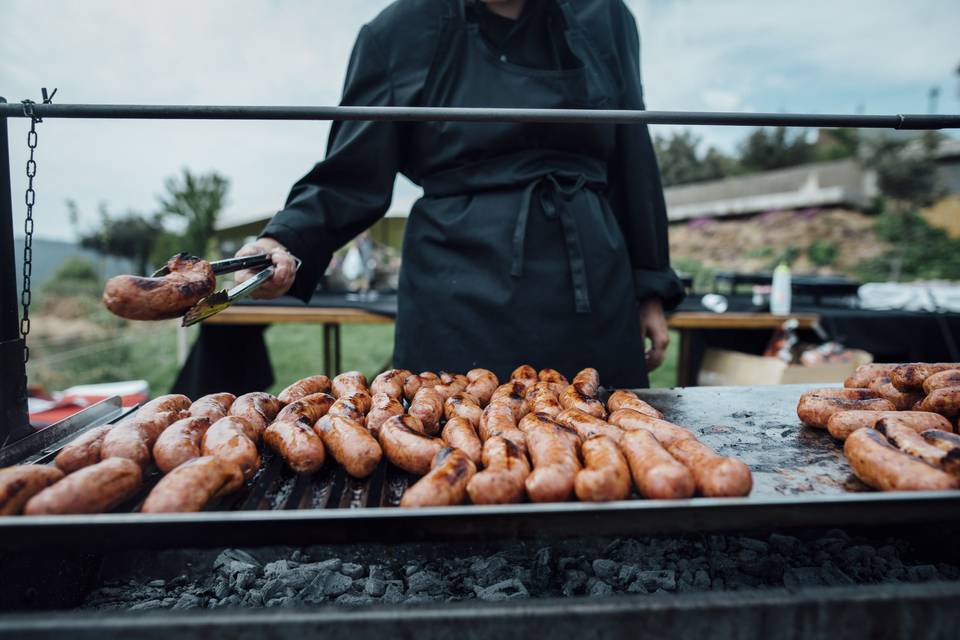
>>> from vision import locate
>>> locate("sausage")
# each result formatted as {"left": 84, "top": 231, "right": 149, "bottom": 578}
{"left": 378, "top": 415, "right": 445, "bottom": 476}
{"left": 826, "top": 410, "right": 953, "bottom": 441}
{"left": 370, "top": 369, "right": 411, "bottom": 400}
{"left": 100, "top": 410, "right": 186, "bottom": 468}
{"left": 275, "top": 392, "right": 335, "bottom": 424}
{"left": 400, "top": 448, "right": 477, "bottom": 508}
{"left": 523, "top": 417, "right": 580, "bottom": 502}
{"left": 478, "top": 403, "right": 527, "bottom": 454}
{"left": 796, "top": 388, "right": 895, "bottom": 429}
{"left": 554, "top": 408, "right": 623, "bottom": 444}
{"left": 141, "top": 456, "right": 244, "bottom": 513}
{"left": 102, "top": 253, "right": 215, "bottom": 321}
{"left": 510, "top": 364, "right": 539, "bottom": 391}
{"left": 203, "top": 416, "right": 262, "bottom": 480}
{"left": 891, "top": 363, "right": 960, "bottom": 391}
{"left": 138, "top": 394, "right": 192, "bottom": 418}
{"left": 923, "top": 370, "right": 960, "bottom": 394}
{"left": 54, "top": 424, "right": 115, "bottom": 474}
{"left": 465, "top": 368, "right": 499, "bottom": 406}
{"left": 444, "top": 392, "right": 483, "bottom": 428}
{"left": 525, "top": 382, "right": 563, "bottom": 418}
{"left": 574, "top": 436, "right": 632, "bottom": 502}
{"left": 441, "top": 416, "right": 483, "bottom": 465}
{"left": 920, "top": 430, "right": 960, "bottom": 475}
{"left": 314, "top": 414, "right": 383, "bottom": 478}
{"left": 434, "top": 372, "right": 469, "bottom": 401}
{"left": 152, "top": 416, "right": 212, "bottom": 474}
{"left": 0, "top": 465, "right": 65, "bottom": 515}
{"left": 338, "top": 391, "right": 373, "bottom": 415}
{"left": 666, "top": 439, "right": 753, "bottom": 497}
{"left": 620, "top": 429, "right": 695, "bottom": 500}
{"left": 490, "top": 382, "right": 530, "bottom": 420}
{"left": 559, "top": 385, "right": 606, "bottom": 419}
{"left": 466, "top": 436, "right": 530, "bottom": 505}
{"left": 572, "top": 368, "right": 600, "bottom": 398}
{"left": 844, "top": 363, "right": 898, "bottom": 389}
{"left": 917, "top": 387, "right": 960, "bottom": 417}
{"left": 876, "top": 419, "right": 954, "bottom": 468}
{"left": 538, "top": 368, "right": 568, "bottom": 386}
{"left": 869, "top": 377, "right": 924, "bottom": 411}
{"left": 403, "top": 372, "right": 440, "bottom": 403}
{"left": 265, "top": 395, "right": 332, "bottom": 474}
{"left": 519, "top": 412, "right": 581, "bottom": 452}
{"left": 606, "top": 390, "right": 664, "bottom": 419}
{"left": 278, "top": 375, "right": 332, "bottom": 403}
{"left": 328, "top": 397, "right": 365, "bottom": 422}
{"left": 607, "top": 409, "right": 695, "bottom": 447}
{"left": 408, "top": 386, "right": 444, "bottom": 435}
{"left": 366, "top": 393, "right": 405, "bottom": 438}
{"left": 24, "top": 458, "right": 142, "bottom": 515}
{"left": 229, "top": 392, "right": 284, "bottom": 436}
{"left": 331, "top": 371, "right": 368, "bottom": 398}
{"left": 187, "top": 393, "right": 235, "bottom": 422}
{"left": 843, "top": 427, "right": 958, "bottom": 491}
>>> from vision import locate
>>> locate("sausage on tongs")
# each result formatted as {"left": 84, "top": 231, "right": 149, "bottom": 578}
{"left": 315, "top": 414, "right": 383, "bottom": 478}
{"left": 278, "top": 375, "right": 332, "bottom": 404}
{"left": 400, "top": 448, "right": 477, "bottom": 508}
{"left": 141, "top": 456, "right": 244, "bottom": 513}
{"left": 466, "top": 436, "right": 530, "bottom": 505}
{"left": 102, "top": 253, "right": 216, "bottom": 321}
{"left": 24, "top": 458, "right": 142, "bottom": 515}
{"left": 0, "top": 465, "right": 65, "bottom": 515}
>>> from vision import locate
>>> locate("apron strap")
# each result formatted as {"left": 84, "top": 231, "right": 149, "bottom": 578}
{"left": 511, "top": 174, "right": 592, "bottom": 314}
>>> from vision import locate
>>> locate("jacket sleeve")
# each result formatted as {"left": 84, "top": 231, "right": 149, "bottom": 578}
{"left": 260, "top": 25, "right": 402, "bottom": 302}
{"left": 606, "top": 3, "right": 685, "bottom": 310}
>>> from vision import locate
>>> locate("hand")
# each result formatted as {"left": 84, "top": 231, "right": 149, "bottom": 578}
{"left": 234, "top": 237, "right": 298, "bottom": 299}
{"left": 638, "top": 298, "right": 669, "bottom": 371}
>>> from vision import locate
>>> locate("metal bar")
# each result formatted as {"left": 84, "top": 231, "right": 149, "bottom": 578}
{"left": 0, "top": 96, "right": 30, "bottom": 447}
{"left": 0, "top": 103, "right": 957, "bottom": 129}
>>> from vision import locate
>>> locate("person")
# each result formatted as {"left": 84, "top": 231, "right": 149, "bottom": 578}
{"left": 234, "top": 0, "right": 684, "bottom": 387}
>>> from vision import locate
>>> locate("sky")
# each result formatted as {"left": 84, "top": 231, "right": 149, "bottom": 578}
{"left": 2, "top": 0, "right": 958, "bottom": 242}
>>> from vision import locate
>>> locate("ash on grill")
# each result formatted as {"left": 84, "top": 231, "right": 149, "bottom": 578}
{"left": 82, "top": 530, "right": 959, "bottom": 610}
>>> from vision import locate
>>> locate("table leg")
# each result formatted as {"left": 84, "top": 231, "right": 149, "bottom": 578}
{"left": 677, "top": 329, "right": 692, "bottom": 387}
{"left": 323, "top": 323, "right": 333, "bottom": 378}
{"left": 333, "top": 323, "right": 342, "bottom": 375}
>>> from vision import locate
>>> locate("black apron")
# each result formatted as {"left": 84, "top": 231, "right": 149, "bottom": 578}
{"left": 394, "top": 0, "right": 648, "bottom": 387}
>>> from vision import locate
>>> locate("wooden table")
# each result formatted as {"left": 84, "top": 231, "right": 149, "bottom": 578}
{"left": 205, "top": 304, "right": 821, "bottom": 384}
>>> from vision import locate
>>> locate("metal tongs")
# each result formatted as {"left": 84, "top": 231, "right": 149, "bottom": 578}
{"left": 152, "top": 253, "right": 300, "bottom": 327}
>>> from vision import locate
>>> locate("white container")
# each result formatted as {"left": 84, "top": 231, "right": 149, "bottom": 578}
{"left": 770, "top": 263, "right": 792, "bottom": 315}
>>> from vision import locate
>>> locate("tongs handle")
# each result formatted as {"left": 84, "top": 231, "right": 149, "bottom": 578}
{"left": 209, "top": 253, "right": 273, "bottom": 275}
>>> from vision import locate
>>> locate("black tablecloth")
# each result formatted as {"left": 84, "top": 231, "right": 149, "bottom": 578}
{"left": 172, "top": 292, "right": 959, "bottom": 397}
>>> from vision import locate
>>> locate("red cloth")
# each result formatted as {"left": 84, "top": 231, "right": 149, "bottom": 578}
{"left": 29, "top": 392, "right": 147, "bottom": 430}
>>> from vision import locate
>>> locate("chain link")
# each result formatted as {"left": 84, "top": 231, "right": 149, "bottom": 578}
{"left": 19, "top": 96, "right": 47, "bottom": 365}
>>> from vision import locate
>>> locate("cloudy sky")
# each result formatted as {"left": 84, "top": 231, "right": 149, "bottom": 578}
{"left": 2, "top": 0, "right": 958, "bottom": 242}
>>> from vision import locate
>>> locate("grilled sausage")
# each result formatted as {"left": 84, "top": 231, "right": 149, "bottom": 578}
{"left": 409, "top": 386, "right": 444, "bottom": 435}
{"left": 606, "top": 390, "right": 664, "bottom": 419}
{"left": 332, "top": 371, "right": 368, "bottom": 398}
{"left": 607, "top": 409, "right": 695, "bottom": 447}
{"left": 826, "top": 410, "right": 952, "bottom": 441}
{"left": 465, "top": 368, "right": 499, "bottom": 406}
{"left": 314, "top": 414, "right": 383, "bottom": 478}
{"left": 187, "top": 393, "right": 236, "bottom": 422}
{"left": 620, "top": 429, "right": 695, "bottom": 500}
{"left": 339, "top": 391, "right": 373, "bottom": 415}
{"left": 510, "top": 364, "right": 539, "bottom": 391}
{"left": 441, "top": 416, "right": 483, "bottom": 465}
{"left": 519, "top": 412, "right": 581, "bottom": 452}
{"left": 843, "top": 427, "right": 958, "bottom": 491}
{"left": 466, "top": 436, "right": 530, "bottom": 505}
{"left": 444, "top": 392, "right": 483, "bottom": 428}
{"left": 366, "top": 393, "right": 405, "bottom": 438}
{"left": 538, "top": 368, "right": 568, "bottom": 386}
{"left": 525, "top": 382, "right": 563, "bottom": 418}
{"left": 0, "top": 465, "right": 65, "bottom": 515}
{"left": 555, "top": 408, "right": 623, "bottom": 444}
{"left": 275, "top": 392, "right": 335, "bottom": 424}
{"left": 523, "top": 416, "right": 580, "bottom": 503}
{"left": 141, "top": 456, "right": 244, "bottom": 513}
{"left": 400, "top": 448, "right": 477, "bottom": 508}
{"left": 923, "top": 370, "right": 960, "bottom": 394}
{"left": 153, "top": 416, "right": 212, "bottom": 474}
{"left": 478, "top": 403, "right": 527, "bottom": 454}
{"left": 572, "top": 367, "right": 600, "bottom": 398}
{"left": 328, "top": 397, "right": 365, "bottom": 422}
{"left": 203, "top": 416, "right": 262, "bottom": 480}
{"left": 265, "top": 395, "right": 332, "bottom": 474}
{"left": 490, "top": 382, "right": 530, "bottom": 421}
{"left": 139, "top": 394, "right": 192, "bottom": 418}
{"left": 229, "top": 392, "right": 284, "bottom": 436}
{"left": 100, "top": 410, "right": 186, "bottom": 468}
{"left": 917, "top": 387, "right": 960, "bottom": 417}
{"left": 891, "top": 363, "right": 960, "bottom": 391}
{"left": 370, "top": 369, "right": 411, "bottom": 400}
{"left": 278, "top": 375, "right": 332, "bottom": 404}
{"left": 869, "top": 377, "right": 924, "bottom": 411}
{"left": 920, "top": 430, "right": 960, "bottom": 475}
{"left": 559, "top": 385, "right": 606, "bottom": 419}
{"left": 403, "top": 372, "right": 441, "bottom": 403}
{"left": 575, "top": 436, "right": 631, "bottom": 502}
{"left": 796, "top": 388, "right": 895, "bottom": 429}
{"left": 378, "top": 415, "right": 445, "bottom": 476}
{"left": 24, "top": 458, "right": 142, "bottom": 515}
{"left": 102, "top": 253, "right": 215, "bottom": 321}
{"left": 667, "top": 439, "right": 753, "bottom": 497}
{"left": 844, "top": 363, "right": 898, "bottom": 389}
{"left": 54, "top": 424, "right": 115, "bottom": 474}
{"left": 434, "top": 372, "right": 469, "bottom": 401}
{"left": 876, "top": 419, "right": 955, "bottom": 468}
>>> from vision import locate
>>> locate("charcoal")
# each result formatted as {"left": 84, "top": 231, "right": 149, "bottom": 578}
{"left": 407, "top": 570, "right": 444, "bottom": 595}
{"left": 475, "top": 578, "right": 529, "bottom": 602}
{"left": 561, "top": 570, "right": 587, "bottom": 597}
{"left": 591, "top": 558, "right": 619, "bottom": 580}
{"left": 130, "top": 600, "right": 163, "bottom": 611}
{"left": 147, "top": 579, "right": 166, "bottom": 588}
{"left": 531, "top": 547, "right": 553, "bottom": 591}
{"left": 336, "top": 593, "right": 374, "bottom": 606}
{"left": 214, "top": 549, "right": 261, "bottom": 570}
{"left": 693, "top": 570, "right": 711, "bottom": 589}
{"left": 364, "top": 578, "right": 387, "bottom": 597}
{"left": 588, "top": 579, "right": 613, "bottom": 597}
{"left": 907, "top": 565, "right": 940, "bottom": 582}
{"left": 470, "top": 556, "right": 509, "bottom": 586}
{"left": 212, "top": 577, "right": 231, "bottom": 599}
{"left": 738, "top": 538, "right": 769, "bottom": 554}
{"left": 783, "top": 567, "right": 823, "bottom": 589}
{"left": 768, "top": 533, "right": 802, "bottom": 555}
{"left": 820, "top": 563, "right": 854, "bottom": 586}
{"left": 634, "top": 570, "right": 676, "bottom": 592}
{"left": 382, "top": 581, "right": 406, "bottom": 604}
{"left": 322, "top": 573, "right": 353, "bottom": 597}
{"left": 341, "top": 563, "right": 366, "bottom": 579}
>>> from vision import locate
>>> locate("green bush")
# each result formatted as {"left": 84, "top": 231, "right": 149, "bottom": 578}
{"left": 807, "top": 240, "right": 838, "bottom": 267}
{"left": 856, "top": 207, "right": 960, "bottom": 281}
{"left": 672, "top": 257, "right": 715, "bottom": 293}
{"left": 41, "top": 257, "right": 103, "bottom": 299}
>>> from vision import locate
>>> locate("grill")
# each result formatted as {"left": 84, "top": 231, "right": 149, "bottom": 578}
{"left": 3, "top": 384, "right": 959, "bottom": 553}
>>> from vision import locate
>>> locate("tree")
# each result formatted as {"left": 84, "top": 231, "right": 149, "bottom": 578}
{"left": 70, "top": 201, "right": 164, "bottom": 276}
{"left": 654, "top": 130, "right": 738, "bottom": 187}
{"left": 738, "top": 126, "right": 815, "bottom": 172}
{"left": 156, "top": 169, "right": 230, "bottom": 258}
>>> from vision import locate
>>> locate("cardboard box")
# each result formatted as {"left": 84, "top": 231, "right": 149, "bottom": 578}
{"left": 697, "top": 349, "right": 873, "bottom": 386}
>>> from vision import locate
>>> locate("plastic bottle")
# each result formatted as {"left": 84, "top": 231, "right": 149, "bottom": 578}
{"left": 770, "top": 262, "right": 792, "bottom": 315}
